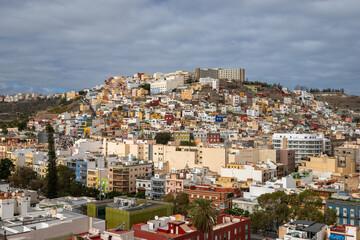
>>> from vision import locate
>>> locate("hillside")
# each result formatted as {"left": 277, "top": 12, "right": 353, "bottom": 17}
{"left": 0, "top": 97, "right": 82, "bottom": 123}
{"left": 0, "top": 98, "right": 61, "bottom": 122}
{"left": 313, "top": 92, "right": 360, "bottom": 112}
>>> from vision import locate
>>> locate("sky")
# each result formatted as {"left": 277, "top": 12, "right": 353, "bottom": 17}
{"left": 0, "top": 0, "right": 359, "bottom": 95}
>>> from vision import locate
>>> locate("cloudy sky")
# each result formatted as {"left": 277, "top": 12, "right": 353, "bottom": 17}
{"left": 0, "top": 0, "right": 359, "bottom": 95}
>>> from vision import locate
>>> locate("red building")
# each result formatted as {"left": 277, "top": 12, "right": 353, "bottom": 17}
{"left": 184, "top": 185, "right": 241, "bottom": 211}
{"left": 207, "top": 132, "right": 221, "bottom": 143}
{"left": 132, "top": 214, "right": 250, "bottom": 240}
{"left": 165, "top": 114, "right": 174, "bottom": 124}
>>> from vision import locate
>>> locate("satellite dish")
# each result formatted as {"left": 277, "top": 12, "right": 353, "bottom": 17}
{"left": 155, "top": 216, "right": 159, "bottom": 220}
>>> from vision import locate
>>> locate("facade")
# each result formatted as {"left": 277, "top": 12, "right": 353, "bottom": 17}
{"left": 328, "top": 223, "right": 360, "bottom": 240}
{"left": 335, "top": 144, "right": 360, "bottom": 173}
{"left": 184, "top": 185, "right": 241, "bottom": 211}
{"left": 218, "top": 68, "right": 245, "bottom": 82}
{"left": 272, "top": 133, "right": 331, "bottom": 163}
{"left": 133, "top": 214, "right": 250, "bottom": 240}
{"left": 173, "top": 131, "right": 191, "bottom": 142}
{"left": 151, "top": 174, "right": 166, "bottom": 200}
{"left": 299, "top": 154, "right": 356, "bottom": 178}
{"left": 165, "top": 173, "right": 190, "bottom": 194}
{"left": 195, "top": 68, "right": 220, "bottom": 79}
{"left": 326, "top": 199, "right": 360, "bottom": 226}
{"left": 109, "top": 159, "right": 153, "bottom": 193}
{"left": 0, "top": 192, "right": 30, "bottom": 220}
{"left": 87, "top": 197, "right": 173, "bottom": 230}
{"left": 75, "top": 161, "right": 88, "bottom": 184}
{"left": 207, "top": 132, "right": 221, "bottom": 143}
{"left": 136, "top": 176, "right": 152, "bottom": 199}
{"left": 221, "top": 162, "right": 278, "bottom": 183}
{"left": 195, "top": 68, "right": 245, "bottom": 83}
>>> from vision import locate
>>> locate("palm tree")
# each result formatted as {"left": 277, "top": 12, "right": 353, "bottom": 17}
{"left": 188, "top": 199, "right": 219, "bottom": 239}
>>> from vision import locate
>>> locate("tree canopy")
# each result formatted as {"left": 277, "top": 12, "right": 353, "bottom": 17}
{"left": 45, "top": 124, "right": 58, "bottom": 199}
{"left": 0, "top": 158, "right": 15, "bottom": 180}
{"left": 189, "top": 198, "right": 219, "bottom": 234}
{"left": 8, "top": 166, "right": 40, "bottom": 189}
{"left": 155, "top": 132, "right": 171, "bottom": 145}
{"left": 163, "top": 192, "right": 190, "bottom": 216}
{"left": 250, "top": 190, "right": 337, "bottom": 234}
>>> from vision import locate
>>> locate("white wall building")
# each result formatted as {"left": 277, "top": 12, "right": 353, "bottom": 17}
{"left": 272, "top": 133, "right": 331, "bottom": 163}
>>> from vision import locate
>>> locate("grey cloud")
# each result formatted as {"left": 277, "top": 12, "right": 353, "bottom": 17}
{"left": 0, "top": 0, "right": 359, "bottom": 95}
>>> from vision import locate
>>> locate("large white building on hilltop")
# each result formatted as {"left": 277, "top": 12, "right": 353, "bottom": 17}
{"left": 195, "top": 68, "right": 245, "bottom": 82}
{"left": 272, "top": 133, "right": 331, "bottom": 163}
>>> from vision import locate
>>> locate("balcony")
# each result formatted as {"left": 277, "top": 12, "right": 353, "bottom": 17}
{"left": 113, "top": 176, "right": 129, "bottom": 181}
{"left": 113, "top": 182, "right": 129, "bottom": 187}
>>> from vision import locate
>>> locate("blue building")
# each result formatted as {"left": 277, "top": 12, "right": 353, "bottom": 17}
{"left": 326, "top": 199, "right": 360, "bottom": 226}
{"left": 215, "top": 115, "right": 223, "bottom": 122}
{"left": 75, "top": 160, "right": 88, "bottom": 185}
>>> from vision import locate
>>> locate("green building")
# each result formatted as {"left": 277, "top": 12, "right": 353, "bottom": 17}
{"left": 98, "top": 177, "right": 109, "bottom": 194}
{"left": 87, "top": 197, "right": 173, "bottom": 230}
{"left": 173, "top": 131, "right": 190, "bottom": 142}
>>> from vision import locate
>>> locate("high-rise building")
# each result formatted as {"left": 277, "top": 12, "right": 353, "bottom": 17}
{"left": 218, "top": 68, "right": 245, "bottom": 82}
{"left": 195, "top": 67, "right": 245, "bottom": 82}
{"left": 272, "top": 133, "right": 331, "bottom": 163}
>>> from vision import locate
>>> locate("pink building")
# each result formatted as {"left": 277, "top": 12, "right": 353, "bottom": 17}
{"left": 165, "top": 173, "right": 190, "bottom": 194}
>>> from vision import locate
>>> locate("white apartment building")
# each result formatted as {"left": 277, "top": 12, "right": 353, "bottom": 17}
{"left": 272, "top": 133, "right": 331, "bottom": 163}
{"left": 218, "top": 68, "right": 245, "bottom": 82}
{"left": 199, "top": 77, "right": 219, "bottom": 90}
{"left": 150, "top": 75, "right": 184, "bottom": 94}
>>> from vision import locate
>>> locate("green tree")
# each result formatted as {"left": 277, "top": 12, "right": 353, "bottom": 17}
{"left": 256, "top": 191, "right": 290, "bottom": 232}
{"left": 135, "top": 190, "right": 146, "bottom": 199}
{"left": 2, "top": 127, "right": 8, "bottom": 135}
{"left": 289, "top": 190, "right": 323, "bottom": 221}
{"left": 250, "top": 190, "right": 337, "bottom": 234}
{"left": 225, "top": 207, "right": 250, "bottom": 217}
{"left": 139, "top": 83, "right": 150, "bottom": 91}
{"left": 189, "top": 199, "right": 219, "bottom": 235}
{"left": 163, "top": 192, "right": 190, "bottom": 216}
{"left": 155, "top": 132, "right": 171, "bottom": 145}
{"left": 45, "top": 124, "right": 58, "bottom": 198}
{"left": 8, "top": 166, "right": 38, "bottom": 188}
{"left": 250, "top": 210, "right": 269, "bottom": 233}
{"left": 107, "top": 190, "right": 123, "bottom": 199}
{"left": 57, "top": 165, "right": 76, "bottom": 196}
{"left": 0, "top": 158, "right": 15, "bottom": 180}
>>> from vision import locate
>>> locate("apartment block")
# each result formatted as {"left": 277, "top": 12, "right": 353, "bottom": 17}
{"left": 183, "top": 185, "right": 241, "bottom": 211}
{"left": 273, "top": 133, "right": 331, "bottom": 163}
{"left": 218, "top": 68, "right": 245, "bottom": 82}
{"left": 109, "top": 158, "right": 153, "bottom": 193}
{"left": 299, "top": 154, "right": 356, "bottom": 178}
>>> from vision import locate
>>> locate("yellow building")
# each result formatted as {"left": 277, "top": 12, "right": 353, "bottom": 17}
{"left": 215, "top": 177, "right": 237, "bottom": 188}
{"left": 137, "top": 89, "right": 148, "bottom": 97}
{"left": 165, "top": 70, "right": 195, "bottom": 79}
{"left": 39, "top": 165, "right": 48, "bottom": 178}
{"left": 84, "top": 127, "right": 91, "bottom": 137}
{"left": 173, "top": 131, "right": 190, "bottom": 142}
{"left": 66, "top": 91, "right": 76, "bottom": 99}
{"left": 25, "top": 153, "right": 34, "bottom": 168}
{"left": 80, "top": 104, "right": 90, "bottom": 111}
{"left": 139, "top": 74, "right": 153, "bottom": 81}
{"left": 299, "top": 154, "right": 356, "bottom": 176}
{"left": 150, "top": 113, "right": 162, "bottom": 119}
{"left": 87, "top": 169, "right": 98, "bottom": 188}
{"left": 181, "top": 90, "right": 193, "bottom": 101}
